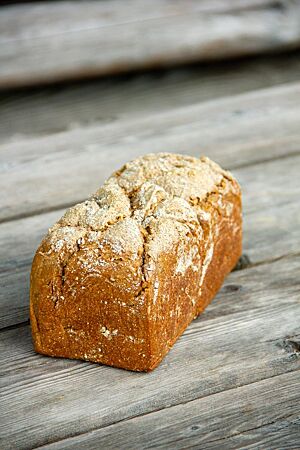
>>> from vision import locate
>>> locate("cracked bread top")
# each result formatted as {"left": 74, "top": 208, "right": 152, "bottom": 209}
{"left": 45, "top": 153, "right": 235, "bottom": 260}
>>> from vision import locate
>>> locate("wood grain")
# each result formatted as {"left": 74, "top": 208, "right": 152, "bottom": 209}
{"left": 1, "top": 46, "right": 299, "bottom": 449}
{"left": 1, "top": 0, "right": 300, "bottom": 88}
{"left": 2, "top": 51, "right": 300, "bottom": 144}
{"left": 1, "top": 151, "right": 300, "bottom": 329}
{"left": 1, "top": 255, "right": 299, "bottom": 449}
{"left": 41, "top": 371, "right": 300, "bottom": 450}
{"left": 1, "top": 82, "right": 300, "bottom": 222}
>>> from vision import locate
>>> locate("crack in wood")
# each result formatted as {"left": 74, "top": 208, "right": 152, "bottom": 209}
{"left": 196, "top": 412, "right": 298, "bottom": 447}
{"left": 0, "top": 319, "right": 29, "bottom": 334}
{"left": 0, "top": 200, "right": 86, "bottom": 226}
{"left": 227, "top": 148, "right": 300, "bottom": 171}
{"left": 240, "top": 251, "right": 300, "bottom": 270}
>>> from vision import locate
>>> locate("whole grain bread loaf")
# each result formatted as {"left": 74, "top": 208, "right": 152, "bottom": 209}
{"left": 30, "top": 153, "right": 242, "bottom": 371}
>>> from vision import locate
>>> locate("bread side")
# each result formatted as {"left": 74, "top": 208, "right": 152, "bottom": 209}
{"left": 30, "top": 153, "right": 242, "bottom": 371}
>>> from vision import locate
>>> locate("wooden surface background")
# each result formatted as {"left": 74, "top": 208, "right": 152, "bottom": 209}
{"left": 0, "top": 1, "right": 300, "bottom": 448}
{"left": 1, "top": 0, "right": 300, "bottom": 88}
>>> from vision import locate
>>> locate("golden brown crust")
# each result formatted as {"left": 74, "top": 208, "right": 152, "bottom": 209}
{"left": 30, "top": 153, "right": 242, "bottom": 371}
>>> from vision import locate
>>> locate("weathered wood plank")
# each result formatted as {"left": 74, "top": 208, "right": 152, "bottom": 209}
{"left": 0, "top": 153, "right": 299, "bottom": 329}
{"left": 1, "top": 82, "right": 300, "bottom": 222}
{"left": 1, "top": 0, "right": 300, "bottom": 88}
{"left": 2, "top": 51, "right": 300, "bottom": 144}
{"left": 1, "top": 255, "right": 299, "bottom": 449}
{"left": 41, "top": 371, "right": 300, "bottom": 450}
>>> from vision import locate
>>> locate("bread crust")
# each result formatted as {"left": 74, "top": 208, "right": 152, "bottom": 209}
{"left": 30, "top": 153, "right": 242, "bottom": 371}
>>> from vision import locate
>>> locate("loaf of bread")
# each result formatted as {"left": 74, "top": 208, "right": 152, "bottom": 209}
{"left": 30, "top": 153, "right": 242, "bottom": 371}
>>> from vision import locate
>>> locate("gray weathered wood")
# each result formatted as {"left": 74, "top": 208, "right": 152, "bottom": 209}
{"left": 1, "top": 50, "right": 300, "bottom": 450}
{"left": 1, "top": 255, "right": 299, "bottom": 449}
{"left": 2, "top": 51, "right": 300, "bottom": 144}
{"left": 41, "top": 371, "right": 300, "bottom": 450}
{"left": 1, "top": 0, "right": 300, "bottom": 88}
{"left": 1, "top": 82, "right": 300, "bottom": 222}
{"left": 1, "top": 152, "right": 299, "bottom": 329}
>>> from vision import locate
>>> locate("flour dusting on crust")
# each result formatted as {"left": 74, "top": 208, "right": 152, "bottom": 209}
{"left": 43, "top": 153, "right": 236, "bottom": 295}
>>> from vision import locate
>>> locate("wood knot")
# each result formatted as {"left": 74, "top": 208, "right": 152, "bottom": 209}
{"left": 277, "top": 336, "right": 300, "bottom": 356}
{"left": 222, "top": 284, "right": 242, "bottom": 293}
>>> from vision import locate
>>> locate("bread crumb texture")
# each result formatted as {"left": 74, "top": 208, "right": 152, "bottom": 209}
{"left": 30, "top": 153, "right": 242, "bottom": 371}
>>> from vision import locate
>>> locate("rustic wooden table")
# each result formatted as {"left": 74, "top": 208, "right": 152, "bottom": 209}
{"left": 1, "top": 51, "right": 300, "bottom": 449}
